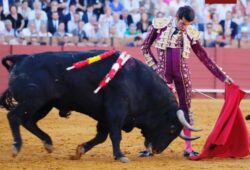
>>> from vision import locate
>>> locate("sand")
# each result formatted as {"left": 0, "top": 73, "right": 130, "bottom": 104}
{"left": 0, "top": 99, "right": 250, "bottom": 170}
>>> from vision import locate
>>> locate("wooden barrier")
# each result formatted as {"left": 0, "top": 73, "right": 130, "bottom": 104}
{"left": 0, "top": 45, "right": 249, "bottom": 98}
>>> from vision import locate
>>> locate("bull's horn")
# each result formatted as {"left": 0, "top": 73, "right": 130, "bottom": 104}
{"left": 179, "top": 131, "right": 200, "bottom": 141}
{"left": 176, "top": 110, "right": 202, "bottom": 132}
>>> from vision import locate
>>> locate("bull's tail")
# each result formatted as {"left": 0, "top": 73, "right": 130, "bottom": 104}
{"left": 2, "top": 54, "right": 28, "bottom": 72}
{"left": 0, "top": 89, "right": 17, "bottom": 110}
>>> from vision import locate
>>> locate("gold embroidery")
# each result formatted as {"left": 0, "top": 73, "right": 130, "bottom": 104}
{"left": 186, "top": 26, "right": 200, "bottom": 42}
{"left": 153, "top": 18, "right": 201, "bottom": 59}
{"left": 152, "top": 17, "right": 170, "bottom": 29}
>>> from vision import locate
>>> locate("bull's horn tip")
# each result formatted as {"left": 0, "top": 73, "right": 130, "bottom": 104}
{"left": 66, "top": 66, "right": 74, "bottom": 71}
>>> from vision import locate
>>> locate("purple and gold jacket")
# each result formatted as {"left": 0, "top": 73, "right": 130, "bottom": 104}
{"left": 141, "top": 17, "right": 227, "bottom": 82}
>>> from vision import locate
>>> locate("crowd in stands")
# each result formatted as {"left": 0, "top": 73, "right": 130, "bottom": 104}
{"left": 0, "top": 0, "right": 249, "bottom": 48}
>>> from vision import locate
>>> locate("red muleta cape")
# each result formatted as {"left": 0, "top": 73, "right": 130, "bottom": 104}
{"left": 190, "top": 83, "right": 250, "bottom": 160}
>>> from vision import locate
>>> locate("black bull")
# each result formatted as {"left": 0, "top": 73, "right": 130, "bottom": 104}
{"left": 0, "top": 50, "right": 200, "bottom": 162}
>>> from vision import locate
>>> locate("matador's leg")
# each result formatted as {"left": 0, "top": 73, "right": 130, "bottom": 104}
{"left": 172, "top": 51, "right": 195, "bottom": 154}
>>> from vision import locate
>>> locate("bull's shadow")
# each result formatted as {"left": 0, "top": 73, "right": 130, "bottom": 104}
{"left": 0, "top": 50, "right": 200, "bottom": 163}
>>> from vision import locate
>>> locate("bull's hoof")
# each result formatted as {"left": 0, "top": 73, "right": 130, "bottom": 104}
{"left": 44, "top": 143, "right": 53, "bottom": 153}
{"left": 11, "top": 145, "right": 19, "bottom": 157}
{"left": 116, "top": 156, "right": 130, "bottom": 163}
{"left": 70, "top": 144, "right": 85, "bottom": 160}
{"left": 246, "top": 115, "right": 250, "bottom": 120}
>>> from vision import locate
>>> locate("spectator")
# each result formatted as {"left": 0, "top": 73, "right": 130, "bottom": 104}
{"left": 58, "top": 34, "right": 75, "bottom": 46}
{"left": 233, "top": 10, "right": 244, "bottom": 28}
{"left": 38, "top": 23, "right": 52, "bottom": 37}
{"left": 3, "top": 19, "right": 15, "bottom": 36}
{"left": 232, "top": 0, "right": 246, "bottom": 16}
{"left": 204, "top": 23, "right": 218, "bottom": 47}
{"left": 0, "top": 0, "right": 15, "bottom": 16}
{"left": 127, "top": 35, "right": 143, "bottom": 47}
{"left": 215, "top": 4, "right": 233, "bottom": 20}
{"left": 109, "top": 0, "right": 124, "bottom": 13}
{"left": 213, "top": 34, "right": 228, "bottom": 47}
{"left": 248, "top": 15, "right": 250, "bottom": 39}
{"left": 98, "top": 6, "right": 113, "bottom": 38}
{"left": 6, "top": 5, "right": 25, "bottom": 33}
{"left": 120, "top": 9, "right": 133, "bottom": 27}
{"left": 124, "top": 23, "right": 140, "bottom": 38}
{"left": 81, "top": 0, "right": 105, "bottom": 19}
{"left": 74, "top": 0, "right": 86, "bottom": 12}
{"left": 46, "top": 0, "right": 61, "bottom": 20}
{"left": 109, "top": 25, "right": 119, "bottom": 39}
{"left": 153, "top": 0, "right": 169, "bottom": 16}
{"left": 72, "top": 20, "right": 88, "bottom": 43}
{"left": 0, "top": 33, "right": 7, "bottom": 44}
{"left": 82, "top": 4, "right": 96, "bottom": 23}
{"left": 28, "top": 0, "right": 48, "bottom": 21}
{"left": 124, "top": 0, "right": 141, "bottom": 24}
{"left": 63, "top": 3, "right": 76, "bottom": 22}
{"left": 238, "top": 15, "right": 250, "bottom": 40}
{"left": 83, "top": 14, "right": 97, "bottom": 37}
{"left": 211, "top": 13, "right": 223, "bottom": 35}
{"left": 88, "top": 22, "right": 107, "bottom": 47}
{"left": 18, "top": 0, "right": 31, "bottom": 27}
{"left": 0, "top": 4, "right": 6, "bottom": 20}
{"left": 48, "top": 11, "right": 61, "bottom": 35}
{"left": 54, "top": 22, "right": 67, "bottom": 37}
{"left": 27, "top": 35, "right": 40, "bottom": 45}
{"left": 67, "top": 12, "right": 81, "bottom": 33}
{"left": 219, "top": 11, "right": 238, "bottom": 39}
{"left": 20, "top": 20, "right": 37, "bottom": 36}
{"left": 136, "top": 12, "right": 151, "bottom": 34}
{"left": 169, "top": 0, "right": 185, "bottom": 14}
{"left": 9, "top": 33, "right": 27, "bottom": 45}
{"left": 111, "top": 12, "right": 126, "bottom": 38}
{"left": 246, "top": 1, "right": 250, "bottom": 16}
{"left": 30, "top": 10, "right": 47, "bottom": 33}
{"left": 140, "top": 0, "right": 155, "bottom": 20}
{"left": 239, "top": 26, "right": 249, "bottom": 41}
{"left": 0, "top": 19, "right": 4, "bottom": 34}
{"left": 192, "top": 15, "right": 204, "bottom": 32}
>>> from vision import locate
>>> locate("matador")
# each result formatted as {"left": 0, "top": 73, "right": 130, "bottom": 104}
{"left": 140, "top": 6, "right": 233, "bottom": 158}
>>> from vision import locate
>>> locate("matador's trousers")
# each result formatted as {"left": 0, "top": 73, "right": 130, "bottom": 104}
{"left": 156, "top": 47, "right": 194, "bottom": 152}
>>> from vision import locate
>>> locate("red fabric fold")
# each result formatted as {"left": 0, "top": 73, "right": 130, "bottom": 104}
{"left": 190, "top": 83, "right": 250, "bottom": 160}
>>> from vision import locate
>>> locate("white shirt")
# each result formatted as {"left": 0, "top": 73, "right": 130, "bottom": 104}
{"left": 28, "top": 10, "right": 48, "bottom": 21}
{"left": 3, "top": 0, "right": 10, "bottom": 15}
{"left": 67, "top": 21, "right": 78, "bottom": 33}
{"left": 112, "top": 20, "right": 127, "bottom": 38}
{"left": 123, "top": 0, "right": 140, "bottom": 12}
{"left": 169, "top": 0, "right": 185, "bottom": 13}
{"left": 214, "top": 4, "right": 233, "bottom": 20}
{"left": 0, "top": 21, "right": 5, "bottom": 35}
{"left": 204, "top": 31, "right": 218, "bottom": 41}
{"left": 53, "top": 20, "right": 59, "bottom": 30}
{"left": 99, "top": 14, "right": 114, "bottom": 38}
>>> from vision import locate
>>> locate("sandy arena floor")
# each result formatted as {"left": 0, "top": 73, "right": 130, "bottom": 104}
{"left": 0, "top": 99, "right": 250, "bottom": 170}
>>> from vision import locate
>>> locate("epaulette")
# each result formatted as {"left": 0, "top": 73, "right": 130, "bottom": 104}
{"left": 186, "top": 26, "right": 200, "bottom": 41}
{"left": 152, "top": 17, "right": 170, "bottom": 29}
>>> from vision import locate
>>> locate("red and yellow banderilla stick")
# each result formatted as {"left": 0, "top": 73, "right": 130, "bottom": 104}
{"left": 66, "top": 49, "right": 116, "bottom": 71}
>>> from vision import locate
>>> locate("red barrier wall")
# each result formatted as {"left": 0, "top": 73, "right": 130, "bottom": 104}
{"left": 0, "top": 45, "right": 249, "bottom": 98}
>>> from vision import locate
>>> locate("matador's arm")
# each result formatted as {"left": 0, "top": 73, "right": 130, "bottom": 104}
{"left": 188, "top": 28, "right": 229, "bottom": 82}
{"left": 191, "top": 41, "right": 230, "bottom": 82}
{"left": 141, "top": 25, "right": 158, "bottom": 71}
{"left": 141, "top": 17, "right": 170, "bottom": 71}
